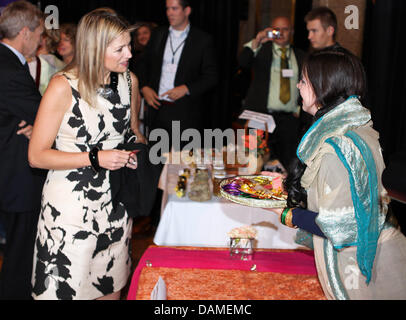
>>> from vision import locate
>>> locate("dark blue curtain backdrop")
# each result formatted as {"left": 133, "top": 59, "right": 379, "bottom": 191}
{"left": 293, "top": 0, "right": 312, "bottom": 51}
{"left": 0, "top": 0, "right": 16, "bottom": 6}
{"left": 363, "top": 0, "right": 406, "bottom": 160}
{"left": 37, "top": 0, "right": 167, "bottom": 25}
{"left": 362, "top": 0, "right": 406, "bottom": 232}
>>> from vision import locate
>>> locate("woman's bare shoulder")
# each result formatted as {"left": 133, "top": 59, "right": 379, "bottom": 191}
{"left": 40, "top": 74, "right": 73, "bottom": 113}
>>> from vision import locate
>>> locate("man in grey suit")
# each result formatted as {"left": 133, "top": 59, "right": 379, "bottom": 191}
{"left": 0, "top": 0, "right": 45, "bottom": 299}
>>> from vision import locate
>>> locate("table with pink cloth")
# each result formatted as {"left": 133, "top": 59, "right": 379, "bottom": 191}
{"left": 127, "top": 246, "right": 326, "bottom": 300}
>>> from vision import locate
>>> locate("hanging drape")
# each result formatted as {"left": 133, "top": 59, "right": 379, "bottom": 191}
{"left": 362, "top": 0, "right": 406, "bottom": 160}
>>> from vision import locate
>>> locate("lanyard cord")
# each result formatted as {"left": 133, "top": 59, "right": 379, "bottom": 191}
{"left": 169, "top": 34, "right": 186, "bottom": 64}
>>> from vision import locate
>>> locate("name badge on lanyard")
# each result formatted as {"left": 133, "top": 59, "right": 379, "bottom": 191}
{"left": 282, "top": 69, "right": 294, "bottom": 78}
{"left": 165, "top": 63, "right": 178, "bottom": 74}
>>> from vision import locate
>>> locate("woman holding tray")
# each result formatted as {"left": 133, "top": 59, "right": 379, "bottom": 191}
{"left": 265, "top": 50, "right": 406, "bottom": 299}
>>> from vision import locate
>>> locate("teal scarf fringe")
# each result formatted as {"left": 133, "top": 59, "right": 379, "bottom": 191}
{"left": 296, "top": 97, "right": 382, "bottom": 288}
{"left": 326, "top": 131, "right": 379, "bottom": 284}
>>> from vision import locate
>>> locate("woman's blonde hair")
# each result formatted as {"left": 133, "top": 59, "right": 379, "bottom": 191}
{"left": 65, "top": 8, "right": 133, "bottom": 107}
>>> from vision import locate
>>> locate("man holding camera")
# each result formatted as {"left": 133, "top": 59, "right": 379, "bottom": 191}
{"left": 238, "top": 16, "right": 306, "bottom": 169}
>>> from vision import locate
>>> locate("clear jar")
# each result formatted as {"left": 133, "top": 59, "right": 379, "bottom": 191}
{"left": 213, "top": 161, "right": 225, "bottom": 177}
{"left": 229, "top": 237, "right": 254, "bottom": 260}
{"left": 213, "top": 172, "right": 226, "bottom": 197}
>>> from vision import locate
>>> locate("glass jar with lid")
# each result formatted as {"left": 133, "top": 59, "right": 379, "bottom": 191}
{"left": 212, "top": 161, "right": 226, "bottom": 197}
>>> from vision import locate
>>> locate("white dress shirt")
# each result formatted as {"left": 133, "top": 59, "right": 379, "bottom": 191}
{"left": 158, "top": 24, "right": 190, "bottom": 102}
{"left": 0, "top": 42, "right": 27, "bottom": 66}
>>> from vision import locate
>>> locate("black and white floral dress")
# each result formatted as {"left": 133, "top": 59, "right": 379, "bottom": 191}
{"left": 32, "top": 72, "right": 133, "bottom": 300}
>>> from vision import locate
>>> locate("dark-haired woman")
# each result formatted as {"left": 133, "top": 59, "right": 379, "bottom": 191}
{"left": 128, "top": 22, "right": 157, "bottom": 145}
{"left": 129, "top": 22, "right": 156, "bottom": 75}
{"left": 265, "top": 50, "right": 406, "bottom": 299}
{"left": 57, "top": 23, "right": 77, "bottom": 65}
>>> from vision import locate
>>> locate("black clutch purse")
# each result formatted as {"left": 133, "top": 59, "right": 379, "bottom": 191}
{"left": 110, "top": 131, "right": 160, "bottom": 218}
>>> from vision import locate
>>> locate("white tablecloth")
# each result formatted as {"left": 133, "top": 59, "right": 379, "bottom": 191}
{"left": 153, "top": 163, "right": 302, "bottom": 249}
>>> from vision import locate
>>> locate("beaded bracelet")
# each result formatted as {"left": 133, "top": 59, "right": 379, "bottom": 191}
{"left": 285, "top": 209, "right": 297, "bottom": 229}
{"left": 89, "top": 147, "right": 101, "bottom": 173}
{"left": 280, "top": 207, "right": 290, "bottom": 225}
{"left": 280, "top": 207, "right": 297, "bottom": 229}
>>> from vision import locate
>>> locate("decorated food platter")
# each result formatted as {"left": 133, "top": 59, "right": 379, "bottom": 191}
{"left": 219, "top": 175, "right": 287, "bottom": 208}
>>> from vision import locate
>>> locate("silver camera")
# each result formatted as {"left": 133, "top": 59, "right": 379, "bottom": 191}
{"left": 268, "top": 28, "right": 281, "bottom": 40}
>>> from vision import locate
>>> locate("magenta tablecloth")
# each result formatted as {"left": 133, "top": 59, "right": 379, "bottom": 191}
{"left": 127, "top": 246, "right": 317, "bottom": 300}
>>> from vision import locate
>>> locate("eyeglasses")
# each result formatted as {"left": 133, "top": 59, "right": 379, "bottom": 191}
{"left": 298, "top": 78, "right": 307, "bottom": 86}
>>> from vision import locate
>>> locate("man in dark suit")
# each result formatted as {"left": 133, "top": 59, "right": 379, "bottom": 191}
{"left": 0, "top": 1, "right": 46, "bottom": 300}
{"left": 136, "top": 0, "right": 217, "bottom": 231}
{"left": 138, "top": 0, "right": 218, "bottom": 154}
{"left": 238, "top": 16, "right": 306, "bottom": 169}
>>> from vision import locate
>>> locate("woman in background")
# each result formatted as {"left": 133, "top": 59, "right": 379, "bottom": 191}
{"left": 129, "top": 22, "right": 157, "bottom": 145}
{"left": 37, "top": 28, "right": 65, "bottom": 70}
{"left": 26, "top": 28, "right": 64, "bottom": 95}
{"left": 57, "top": 23, "right": 76, "bottom": 65}
{"left": 129, "top": 22, "right": 156, "bottom": 75}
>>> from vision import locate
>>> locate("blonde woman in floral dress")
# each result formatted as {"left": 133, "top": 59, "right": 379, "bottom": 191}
{"left": 28, "top": 8, "right": 140, "bottom": 300}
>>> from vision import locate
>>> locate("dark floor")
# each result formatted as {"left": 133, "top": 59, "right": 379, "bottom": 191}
{"left": 122, "top": 220, "right": 156, "bottom": 299}
{"left": 0, "top": 217, "right": 155, "bottom": 300}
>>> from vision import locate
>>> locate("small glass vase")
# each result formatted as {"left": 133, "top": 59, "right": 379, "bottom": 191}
{"left": 229, "top": 237, "right": 254, "bottom": 261}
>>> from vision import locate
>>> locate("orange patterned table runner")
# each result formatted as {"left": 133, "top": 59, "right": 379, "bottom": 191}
{"left": 136, "top": 266, "right": 326, "bottom": 300}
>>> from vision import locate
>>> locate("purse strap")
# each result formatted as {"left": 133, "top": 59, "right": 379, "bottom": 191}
{"left": 125, "top": 70, "right": 138, "bottom": 143}
{"left": 126, "top": 70, "right": 132, "bottom": 102}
